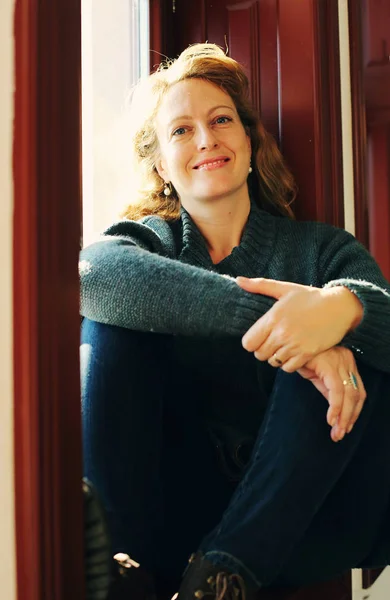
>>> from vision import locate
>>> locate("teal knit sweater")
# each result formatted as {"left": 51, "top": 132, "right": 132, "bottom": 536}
{"left": 79, "top": 200, "right": 390, "bottom": 374}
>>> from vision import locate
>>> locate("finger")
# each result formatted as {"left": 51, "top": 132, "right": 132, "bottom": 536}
{"left": 345, "top": 372, "right": 367, "bottom": 433}
{"left": 334, "top": 378, "right": 360, "bottom": 439}
{"left": 265, "top": 347, "right": 290, "bottom": 368}
{"left": 326, "top": 379, "right": 345, "bottom": 436}
{"left": 236, "top": 277, "right": 297, "bottom": 300}
{"left": 252, "top": 333, "right": 284, "bottom": 362}
{"left": 345, "top": 395, "right": 365, "bottom": 434}
{"left": 279, "top": 352, "right": 313, "bottom": 374}
{"left": 242, "top": 316, "right": 271, "bottom": 352}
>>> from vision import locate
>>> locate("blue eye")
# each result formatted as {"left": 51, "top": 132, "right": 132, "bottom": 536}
{"left": 215, "top": 116, "right": 232, "bottom": 124}
{"left": 172, "top": 127, "right": 187, "bottom": 136}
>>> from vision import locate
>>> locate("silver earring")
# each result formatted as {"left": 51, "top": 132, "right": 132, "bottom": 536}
{"left": 164, "top": 182, "right": 172, "bottom": 196}
{"left": 248, "top": 163, "right": 253, "bottom": 174}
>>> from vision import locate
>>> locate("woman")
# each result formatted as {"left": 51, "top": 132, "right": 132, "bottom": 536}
{"left": 80, "top": 44, "right": 390, "bottom": 600}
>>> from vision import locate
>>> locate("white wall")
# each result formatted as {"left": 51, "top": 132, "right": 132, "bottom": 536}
{"left": 0, "top": 1, "right": 16, "bottom": 600}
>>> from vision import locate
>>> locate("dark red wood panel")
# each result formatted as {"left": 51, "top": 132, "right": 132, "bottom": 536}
{"left": 227, "top": 3, "right": 252, "bottom": 76}
{"left": 170, "top": 0, "right": 207, "bottom": 59}
{"left": 258, "top": 0, "right": 279, "bottom": 142}
{"left": 368, "top": 128, "right": 390, "bottom": 279}
{"left": 363, "top": 0, "right": 390, "bottom": 126}
{"left": 350, "top": 0, "right": 390, "bottom": 277}
{"left": 277, "top": 0, "right": 344, "bottom": 224}
{"left": 227, "top": 1, "right": 261, "bottom": 112}
{"left": 14, "top": 1, "right": 84, "bottom": 599}
{"left": 206, "top": 0, "right": 229, "bottom": 48}
{"left": 362, "top": 0, "right": 390, "bottom": 65}
{"left": 278, "top": 0, "right": 318, "bottom": 219}
{"left": 150, "top": 0, "right": 165, "bottom": 69}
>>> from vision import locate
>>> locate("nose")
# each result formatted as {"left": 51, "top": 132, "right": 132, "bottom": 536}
{"left": 196, "top": 125, "right": 219, "bottom": 151}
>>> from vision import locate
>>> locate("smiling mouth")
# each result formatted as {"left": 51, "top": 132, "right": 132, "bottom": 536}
{"left": 194, "top": 158, "right": 230, "bottom": 171}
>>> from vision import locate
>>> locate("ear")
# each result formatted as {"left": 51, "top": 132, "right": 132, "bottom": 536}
{"left": 155, "top": 157, "right": 169, "bottom": 183}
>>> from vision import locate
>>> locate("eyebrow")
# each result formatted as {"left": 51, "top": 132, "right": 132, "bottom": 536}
{"left": 167, "top": 105, "right": 235, "bottom": 129}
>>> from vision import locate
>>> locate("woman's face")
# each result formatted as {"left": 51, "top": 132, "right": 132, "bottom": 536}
{"left": 155, "top": 78, "right": 251, "bottom": 210}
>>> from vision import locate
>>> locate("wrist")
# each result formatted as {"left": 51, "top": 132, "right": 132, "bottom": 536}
{"left": 323, "top": 285, "right": 364, "bottom": 332}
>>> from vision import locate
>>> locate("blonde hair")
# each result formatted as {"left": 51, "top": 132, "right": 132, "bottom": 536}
{"left": 122, "top": 43, "right": 296, "bottom": 220}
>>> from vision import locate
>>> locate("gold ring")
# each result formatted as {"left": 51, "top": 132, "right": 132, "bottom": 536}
{"left": 273, "top": 353, "right": 283, "bottom": 367}
{"left": 342, "top": 372, "right": 358, "bottom": 390}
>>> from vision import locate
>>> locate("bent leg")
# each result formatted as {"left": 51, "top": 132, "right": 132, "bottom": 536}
{"left": 81, "top": 318, "right": 168, "bottom": 571}
{"left": 275, "top": 365, "right": 390, "bottom": 586}
{"left": 199, "top": 362, "right": 390, "bottom": 587}
{"left": 81, "top": 319, "right": 234, "bottom": 587}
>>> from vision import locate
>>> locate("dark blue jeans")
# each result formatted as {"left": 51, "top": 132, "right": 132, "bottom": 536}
{"left": 81, "top": 319, "right": 390, "bottom": 590}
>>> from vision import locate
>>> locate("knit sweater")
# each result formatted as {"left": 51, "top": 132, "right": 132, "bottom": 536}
{"left": 80, "top": 200, "right": 390, "bottom": 374}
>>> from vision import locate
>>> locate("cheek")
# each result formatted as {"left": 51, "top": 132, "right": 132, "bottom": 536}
{"left": 169, "top": 148, "right": 191, "bottom": 176}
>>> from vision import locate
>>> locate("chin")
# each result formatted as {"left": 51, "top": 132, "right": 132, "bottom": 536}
{"left": 197, "top": 185, "right": 236, "bottom": 200}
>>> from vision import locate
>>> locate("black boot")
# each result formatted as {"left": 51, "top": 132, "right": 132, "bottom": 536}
{"left": 108, "top": 553, "right": 157, "bottom": 600}
{"left": 175, "top": 553, "right": 254, "bottom": 600}
{"left": 83, "top": 478, "right": 112, "bottom": 600}
{"left": 83, "top": 478, "right": 156, "bottom": 600}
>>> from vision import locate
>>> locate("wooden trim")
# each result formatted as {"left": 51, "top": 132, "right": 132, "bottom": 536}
{"left": 314, "top": 0, "right": 344, "bottom": 227}
{"left": 13, "top": 3, "right": 41, "bottom": 598}
{"left": 348, "top": 0, "right": 369, "bottom": 247}
{"left": 13, "top": 2, "right": 84, "bottom": 600}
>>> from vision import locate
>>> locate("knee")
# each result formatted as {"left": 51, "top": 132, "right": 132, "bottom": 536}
{"left": 80, "top": 319, "right": 171, "bottom": 399}
{"left": 80, "top": 318, "right": 164, "bottom": 365}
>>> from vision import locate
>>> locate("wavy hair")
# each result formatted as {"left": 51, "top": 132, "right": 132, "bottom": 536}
{"left": 121, "top": 43, "right": 296, "bottom": 220}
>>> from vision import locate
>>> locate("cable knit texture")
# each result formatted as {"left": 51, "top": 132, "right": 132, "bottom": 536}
{"left": 80, "top": 200, "right": 390, "bottom": 373}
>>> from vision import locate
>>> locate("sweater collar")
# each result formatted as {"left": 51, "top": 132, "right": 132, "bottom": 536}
{"left": 178, "top": 199, "right": 277, "bottom": 276}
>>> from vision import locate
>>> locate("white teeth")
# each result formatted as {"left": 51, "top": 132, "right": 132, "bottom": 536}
{"left": 197, "top": 160, "right": 226, "bottom": 170}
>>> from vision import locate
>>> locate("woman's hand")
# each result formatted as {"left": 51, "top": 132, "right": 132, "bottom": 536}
{"left": 297, "top": 346, "right": 366, "bottom": 442}
{"left": 237, "top": 277, "right": 363, "bottom": 372}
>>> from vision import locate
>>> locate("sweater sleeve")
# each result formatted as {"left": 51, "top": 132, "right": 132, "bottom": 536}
{"left": 318, "top": 226, "right": 390, "bottom": 373}
{"left": 79, "top": 221, "right": 275, "bottom": 338}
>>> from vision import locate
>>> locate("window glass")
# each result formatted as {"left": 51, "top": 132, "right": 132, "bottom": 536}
{"left": 81, "top": 0, "right": 149, "bottom": 246}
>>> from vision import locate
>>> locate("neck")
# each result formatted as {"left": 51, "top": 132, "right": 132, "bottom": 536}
{"left": 183, "top": 192, "right": 251, "bottom": 263}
